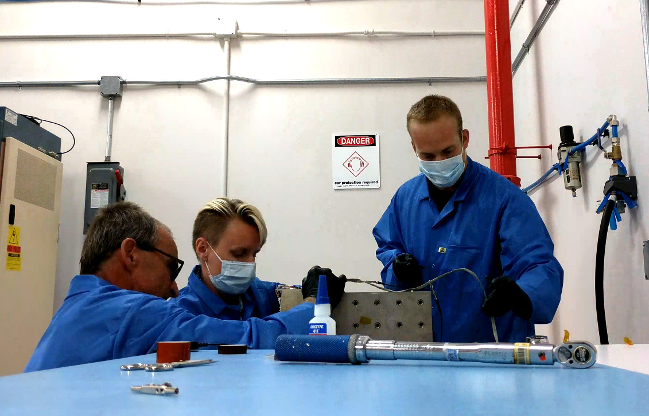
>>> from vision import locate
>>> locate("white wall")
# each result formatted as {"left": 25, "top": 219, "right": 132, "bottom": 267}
{"left": 0, "top": 1, "right": 488, "bottom": 311}
{"left": 511, "top": 0, "right": 649, "bottom": 344}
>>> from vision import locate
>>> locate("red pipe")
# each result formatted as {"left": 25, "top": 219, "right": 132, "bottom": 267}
{"left": 484, "top": 0, "right": 520, "bottom": 187}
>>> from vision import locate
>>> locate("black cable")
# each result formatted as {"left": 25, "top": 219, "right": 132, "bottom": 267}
{"left": 18, "top": 113, "right": 76, "bottom": 155}
{"left": 595, "top": 199, "right": 615, "bottom": 345}
{"left": 430, "top": 284, "right": 443, "bottom": 342}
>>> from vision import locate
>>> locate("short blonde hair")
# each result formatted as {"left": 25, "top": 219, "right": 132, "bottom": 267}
{"left": 192, "top": 198, "right": 267, "bottom": 257}
{"left": 407, "top": 94, "right": 463, "bottom": 137}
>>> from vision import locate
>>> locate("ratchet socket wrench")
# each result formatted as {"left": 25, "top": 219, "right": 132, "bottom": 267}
{"left": 275, "top": 334, "right": 597, "bottom": 369}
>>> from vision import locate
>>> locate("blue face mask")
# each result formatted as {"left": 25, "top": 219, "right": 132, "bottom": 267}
{"left": 418, "top": 148, "right": 466, "bottom": 189}
{"left": 205, "top": 242, "right": 256, "bottom": 295}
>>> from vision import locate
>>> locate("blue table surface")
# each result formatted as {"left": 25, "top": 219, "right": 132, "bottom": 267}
{"left": 1, "top": 349, "right": 648, "bottom": 415}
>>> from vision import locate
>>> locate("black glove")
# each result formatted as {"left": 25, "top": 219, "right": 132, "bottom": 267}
{"left": 301, "top": 266, "right": 346, "bottom": 308}
{"left": 481, "top": 276, "right": 533, "bottom": 320}
{"left": 392, "top": 253, "right": 423, "bottom": 288}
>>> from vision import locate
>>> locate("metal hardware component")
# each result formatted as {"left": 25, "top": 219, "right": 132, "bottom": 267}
{"left": 121, "top": 358, "right": 213, "bottom": 372}
{"left": 120, "top": 363, "right": 148, "bottom": 371}
{"left": 99, "top": 76, "right": 123, "bottom": 98}
{"left": 333, "top": 292, "right": 432, "bottom": 341}
{"left": 526, "top": 335, "right": 550, "bottom": 344}
{"left": 145, "top": 363, "right": 174, "bottom": 372}
{"left": 146, "top": 359, "right": 214, "bottom": 372}
{"left": 554, "top": 341, "right": 597, "bottom": 368}
{"left": 131, "top": 382, "right": 179, "bottom": 395}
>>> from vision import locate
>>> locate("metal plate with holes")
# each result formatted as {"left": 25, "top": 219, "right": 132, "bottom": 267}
{"left": 332, "top": 292, "right": 433, "bottom": 341}
{"left": 279, "top": 289, "right": 433, "bottom": 341}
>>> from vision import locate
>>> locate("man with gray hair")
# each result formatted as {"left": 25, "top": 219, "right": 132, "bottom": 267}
{"left": 25, "top": 202, "right": 315, "bottom": 372}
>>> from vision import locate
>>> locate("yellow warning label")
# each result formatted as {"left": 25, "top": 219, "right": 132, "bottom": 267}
{"left": 7, "top": 226, "right": 21, "bottom": 271}
{"left": 8, "top": 225, "right": 20, "bottom": 246}
{"left": 6, "top": 252, "right": 20, "bottom": 271}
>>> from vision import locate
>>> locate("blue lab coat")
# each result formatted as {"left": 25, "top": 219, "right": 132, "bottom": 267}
{"left": 373, "top": 158, "right": 563, "bottom": 343}
{"left": 24, "top": 274, "right": 313, "bottom": 372}
{"left": 172, "top": 266, "right": 280, "bottom": 320}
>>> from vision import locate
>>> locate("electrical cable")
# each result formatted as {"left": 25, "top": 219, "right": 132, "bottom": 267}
{"left": 430, "top": 284, "right": 443, "bottom": 341}
{"left": 347, "top": 268, "right": 498, "bottom": 342}
{"left": 18, "top": 113, "right": 76, "bottom": 154}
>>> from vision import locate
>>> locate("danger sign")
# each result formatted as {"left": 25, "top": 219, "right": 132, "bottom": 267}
{"left": 332, "top": 134, "right": 380, "bottom": 189}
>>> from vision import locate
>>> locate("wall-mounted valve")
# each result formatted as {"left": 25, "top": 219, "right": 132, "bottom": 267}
{"left": 605, "top": 115, "right": 622, "bottom": 164}
{"left": 557, "top": 125, "right": 583, "bottom": 197}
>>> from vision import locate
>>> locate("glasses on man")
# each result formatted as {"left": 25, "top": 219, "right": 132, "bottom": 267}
{"left": 138, "top": 242, "right": 184, "bottom": 282}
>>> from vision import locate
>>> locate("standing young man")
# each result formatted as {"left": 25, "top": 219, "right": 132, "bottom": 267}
{"left": 373, "top": 95, "right": 563, "bottom": 343}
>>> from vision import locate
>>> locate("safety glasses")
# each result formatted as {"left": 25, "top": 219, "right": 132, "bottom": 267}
{"left": 138, "top": 242, "right": 184, "bottom": 282}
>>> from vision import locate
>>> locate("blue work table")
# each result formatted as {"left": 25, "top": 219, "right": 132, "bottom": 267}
{"left": 1, "top": 346, "right": 648, "bottom": 415}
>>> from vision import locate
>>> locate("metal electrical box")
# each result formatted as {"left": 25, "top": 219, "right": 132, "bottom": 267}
{"left": 83, "top": 162, "right": 125, "bottom": 234}
{"left": 0, "top": 107, "right": 61, "bottom": 160}
{"left": 0, "top": 137, "right": 63, "bottom": 376}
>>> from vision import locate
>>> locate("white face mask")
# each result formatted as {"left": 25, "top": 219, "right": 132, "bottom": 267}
{"left": 205, "top": 241, "right": 256, "bottom": 295}
{"left": 418, "top": 146, "right": 466, "bottom": 188}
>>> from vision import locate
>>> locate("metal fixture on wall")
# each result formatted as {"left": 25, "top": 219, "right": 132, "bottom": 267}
{"left": 99, "top": 76, "right": 123, "bottom": 162}
{"left": 0, "top": 29, "right": 484, "bottom": 42}
{"left": 83, "top": 76, "right": 126, "bottom": 234}
{"left": 222, "top": 38, "right": 231, "bottom": 197}
{"left": 0, "top": 75, "right": 487, "bottom": 89}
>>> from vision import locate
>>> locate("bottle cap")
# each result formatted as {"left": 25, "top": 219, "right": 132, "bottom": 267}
{"left": 316, "top": 275, "right": 330, "bottom": 305}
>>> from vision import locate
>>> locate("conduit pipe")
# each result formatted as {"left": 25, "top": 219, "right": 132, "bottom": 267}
{"left": 640, "top": 0, "right": 649, "bottom": 111}
{"left": 222, "top": 38, "right": 231, "bottom": 197}
{"left": 484, "top": 0, "right": 519, "bottom": 186}
{"left": 510, "top": 0, "right": 526, "bottom": 28}
{"left": 238, "top": 30, "right": 485, "bottom": 38}
{"left": 0, "top": 75, "right": 486, "bottom": 89}
{"left": 105, "top": 97, "right": 115, "bottom": 162}
{"left": 0, "top": 30, "right": 484, "bottom": 42}
{"left": 512, "top": 0, "right": 560, "bottom": 76}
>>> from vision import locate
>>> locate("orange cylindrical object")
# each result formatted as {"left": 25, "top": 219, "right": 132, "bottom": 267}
{"left": 485, "top": 0, "right": 520, "bottom": 187}
{"left": 156, "top": 341, "right": 191, "bottom": 363}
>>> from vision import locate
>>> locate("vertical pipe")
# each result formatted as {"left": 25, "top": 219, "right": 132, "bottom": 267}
{"left": 484, "top": 0, "right": 520, "bottom": 186}
{"left": 222, "top": 38, "right": 231, "bottom": 197}
{"left": 105, "top": 97, "right": 114, "bottom": 162}
{"left": 640, "top": 0, "right": 649, "bottom": 111}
